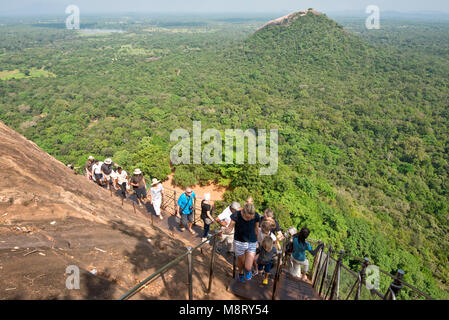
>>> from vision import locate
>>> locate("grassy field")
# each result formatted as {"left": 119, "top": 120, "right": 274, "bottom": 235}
{"left": 0, "top": 68, "right": 55, "bottom": 80}
{"left": 119, "top": 44, "right": 170, "bottom": 56}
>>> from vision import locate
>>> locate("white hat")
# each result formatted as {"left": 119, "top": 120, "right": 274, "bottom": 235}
{"left": 133, "top": 168, "right": 142, "bottom": 175}
{"left": 204, "top": 193, "right": 210, "bottom": 201}
{"left": 151, "top": 178, "right": 160, "bottom": 186}
{"left": 104, "top": 158, "right": 112, "bottom": 165}
{"left": 88, "top": 156, "right": 94, "bottom": 160}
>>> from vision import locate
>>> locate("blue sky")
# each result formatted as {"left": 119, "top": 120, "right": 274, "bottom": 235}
{"left": 1, "top": 0, "right": 449, "bottom": 15}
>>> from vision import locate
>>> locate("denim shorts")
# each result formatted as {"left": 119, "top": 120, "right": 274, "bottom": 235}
{"left": 234, "top": 240, "right": 257, "bottom": 256}
{"left": 258, "top": 262, "right": 273, "bottom": 273}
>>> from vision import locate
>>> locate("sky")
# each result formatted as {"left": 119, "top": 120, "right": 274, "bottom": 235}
{"left": 1, "top": 0, "right": 449, "bottom": 16}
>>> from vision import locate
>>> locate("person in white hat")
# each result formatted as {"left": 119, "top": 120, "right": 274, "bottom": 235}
{"left": 148, "top": 178, "right": 164, "bottom": 220}
{"left": 85, "top": 156, "right": 95, "bottom": 181}
{"left": 200, "top": 193, "right": 216, "bottom": 242}
{"left": 101, "top": 158, "right": 119, "bottom": 190}
{"left": 130, "top": 168, "right": 147, "bottom": 206}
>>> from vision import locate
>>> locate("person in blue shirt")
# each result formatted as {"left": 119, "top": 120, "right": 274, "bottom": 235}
{"left": 176, "top": 187, "right": 196, "bottom": 234}
{"left": 289, "top": 227, "right": 323, "bottom": 281}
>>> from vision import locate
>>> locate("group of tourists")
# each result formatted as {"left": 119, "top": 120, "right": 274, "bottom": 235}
{"left": 84, "top": 156, "right": 164, "bottom": 220}
{"left": 175, "top": 187, "right": 324, "bottom": 286}
{"left": 83, "top": 155, "right": 323, "bottom": 286}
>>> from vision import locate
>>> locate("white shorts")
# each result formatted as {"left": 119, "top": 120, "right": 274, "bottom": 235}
{"left": 289, "top": 256, "right": 309, "bottom": 277}
{"left": 234, "top": 240, "right": 257, "bottom": 257}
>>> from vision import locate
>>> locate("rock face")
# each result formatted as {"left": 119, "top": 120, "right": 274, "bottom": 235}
{"left": 0, "top": 121, "right": 236, "bottom": 300}
{"left": 256, "top": 9, "right": 322, "bottom": 31}
{"left": 0, "top": 120, "right": 129, "bottom": 223}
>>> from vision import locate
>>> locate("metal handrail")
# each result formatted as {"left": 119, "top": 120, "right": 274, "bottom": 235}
{"left": 119, "top": 234, "right": 218, "bottom": 300}
{"left": 310, "top": 247, "right": 434, "bottom": 300}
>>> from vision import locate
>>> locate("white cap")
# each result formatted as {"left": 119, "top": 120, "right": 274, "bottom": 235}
{"left": 204, "top": 193, "right": 210, "bottom": 201}
{"left": 88, "top": 156, "right": 94, "bottom": 160}
{"left": 104, "top": 158, "right": 112, "bottom": 165}
{"left": 134, "top": 168, "right": 142, "bottom": 175}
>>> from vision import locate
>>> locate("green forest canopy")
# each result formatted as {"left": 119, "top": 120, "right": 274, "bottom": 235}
{"left": 0, "top": 12, "right": 448, "bottom": 298}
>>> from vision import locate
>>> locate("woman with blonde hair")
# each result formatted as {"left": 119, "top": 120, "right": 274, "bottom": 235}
{"left": 224, "top": 203, "right": 260, "bottom": 283}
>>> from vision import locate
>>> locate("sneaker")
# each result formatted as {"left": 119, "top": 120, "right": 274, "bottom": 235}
{"left": 202, "top": 237, "right": 208, "bottom": 243}
{"left": 244, "top": 270, "right": 252, "bottom": 281}
{"left": 262, "top": 278, "right": 268, "bottom": 285}
{"left": 238, "top": 273, "right": 246, "bottom": 283}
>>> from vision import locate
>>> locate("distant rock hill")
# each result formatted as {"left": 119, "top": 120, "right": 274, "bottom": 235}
{"left": 256, "top": 9, "right": 322, "bottom": 31}
{"left": 0, "top": 121, "right": 235, "bottom": 300}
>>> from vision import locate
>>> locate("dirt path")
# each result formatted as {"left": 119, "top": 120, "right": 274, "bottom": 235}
{"left": 162, "top": 173, "right": 227, "bottom": 201}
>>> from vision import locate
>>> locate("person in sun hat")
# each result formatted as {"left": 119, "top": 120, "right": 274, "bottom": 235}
{"left": 85, "top": 156, "right": 95, "bottom": 181}
{"left": 101, "top": 158, "right": 117, "bottom": 190}
{"left": 148, "top": 177, "right": 164, "bottom": 220}
{"left": 201, "top": 193, "right": 216, "bottom": 242}
{"left": 176, "top": 187, "right": 196, "bottom": 234}
{"left": 130, "top": 168, "right": 147, "bottom": 207}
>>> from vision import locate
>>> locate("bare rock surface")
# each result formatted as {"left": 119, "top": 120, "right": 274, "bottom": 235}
{"left": 0, "top": 121, "right": 236, "bottom": 300}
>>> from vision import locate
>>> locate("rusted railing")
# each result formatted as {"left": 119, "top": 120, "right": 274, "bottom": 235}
{"left": 306, "top": 244, "right": 434, "bottom": 300}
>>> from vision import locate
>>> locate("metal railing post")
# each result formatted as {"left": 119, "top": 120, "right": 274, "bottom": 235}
{"left": 310, "top": 241, "right": 321, "bottom": 282}
{"left": 329, "top": 249, "right": 344, "bottom": 300}
{"left": 151, "top": 205, "right": 154, "bottom": 226}
{"left": 232, "top": 253, "right": 236, "bottom": 279}
{"left": 312, "top": 244, "right": 324, "bottom": 288}
{"left": 187, "top": 247, "right": 193, "bottom": 300}
{"left": 384, "top": 269, "right": 404, "bottom": 300}
{"left": 207, "top": 236, "right": 217, "bottom": 293}
{"left": 319, "top": 245, "right": 331, "bottom": 297}
{"left": 193, "top": 197, "right": 197, "bottom": 226}
{"left": 271, "top": 251, "right": 283, "bottom": 300}
{"left": 355, "top": 258, "right": 369, "bottom": 300}
{"left": 174, "top": 191, "right": 177, "bottom": 216}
